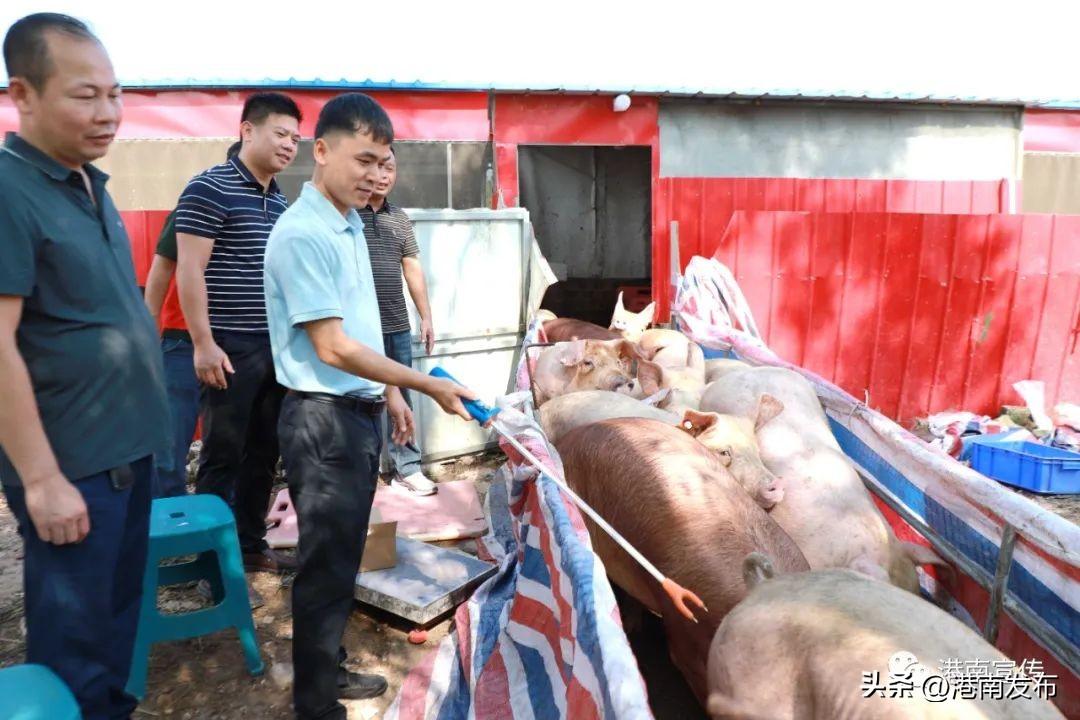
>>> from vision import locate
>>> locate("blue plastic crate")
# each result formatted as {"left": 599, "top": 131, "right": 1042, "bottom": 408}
{"left": 968, "top": 436, "right": 1080, "bottom": 495}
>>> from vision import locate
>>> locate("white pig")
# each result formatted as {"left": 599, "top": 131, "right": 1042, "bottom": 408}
{"left": 700, "top": 366, "right": 947, "bottom": 592}
{"left": 706, "top": 554, "right": 1065, "bottom": 720}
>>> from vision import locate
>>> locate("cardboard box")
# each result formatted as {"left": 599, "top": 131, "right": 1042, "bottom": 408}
{"left": 359, "top": 508, "right": 398, "bottom": 573}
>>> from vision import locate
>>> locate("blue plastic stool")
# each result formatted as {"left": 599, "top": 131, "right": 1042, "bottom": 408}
{"left": 0, "top": 663, "right": 81, "bottom": 719}
{"left": 126, "top": 494, "right": 264, "bottom": 699}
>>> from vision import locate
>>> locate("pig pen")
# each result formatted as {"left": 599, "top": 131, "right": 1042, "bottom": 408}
{"left": 386, "top": 258, "right": 1079, "bottom": 720}
{"left": 676, "top": 256, "right": 1080, "bottom": 719}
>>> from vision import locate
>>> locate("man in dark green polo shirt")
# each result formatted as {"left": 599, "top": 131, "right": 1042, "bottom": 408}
{"left": 0, "top": 14, "right": 168, "bottom": 719}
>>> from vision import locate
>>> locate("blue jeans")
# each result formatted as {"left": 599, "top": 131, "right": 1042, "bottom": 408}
{"left": 382, "top": 330, "right": 423, "bottom": 477}
{"left": 155, "top": 336, "right": 200, "bottom": 498}
{"left": 3, "top": 456, "right": 153, "bottom": 720}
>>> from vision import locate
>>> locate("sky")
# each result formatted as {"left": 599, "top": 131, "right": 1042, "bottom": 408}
{"left": 1, "top": 0, "right": 1078, "bottom": 104}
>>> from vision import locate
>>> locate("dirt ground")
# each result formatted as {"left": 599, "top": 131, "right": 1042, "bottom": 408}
{"left": 0, "top": 452, "right": 504, "bottom": 720}
{"left": 0, "top": 448, "right": 706, "bottom": 719}
{"left": 1011, "top": 488, "right": 1080, "bottom": 526}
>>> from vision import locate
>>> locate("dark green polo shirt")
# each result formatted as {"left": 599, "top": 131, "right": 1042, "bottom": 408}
{"left": 156, "top": 209, "right": 178, "bottom": 260}
{"left": 153, "top": 209, "right": 192, "bottom": 343}
{"left": 0, "top": 132, "right": 169, "bottom": 486}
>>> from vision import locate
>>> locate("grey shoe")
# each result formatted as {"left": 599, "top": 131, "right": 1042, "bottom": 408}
{"left": 392, "top": 471, "right": 437, "bottom": 496}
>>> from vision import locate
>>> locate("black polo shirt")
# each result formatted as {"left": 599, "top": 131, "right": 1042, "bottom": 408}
{"left": 0, "top": 133, "right": 169, "bottom": 486}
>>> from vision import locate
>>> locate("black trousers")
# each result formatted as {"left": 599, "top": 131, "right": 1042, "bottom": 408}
{"left": 278, "top": 392, "right": 382, "bottom": 720}
{"left": 195, "top": 330, "right": 284, "bottom": 553}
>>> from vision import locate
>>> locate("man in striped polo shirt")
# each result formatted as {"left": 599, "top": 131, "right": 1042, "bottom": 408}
{"left": 175, "top": 93, "right": 301, "bottom": 571}
{"left": 144, "top": 141, "right": 241, "bottom": 499}
{"left": 359, "top": 148, "right": 439, "bottom": 495}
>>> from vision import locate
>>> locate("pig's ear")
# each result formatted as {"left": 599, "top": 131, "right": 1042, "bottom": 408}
{"left": 559, "top": 340, "right": 586, "bottom": 367}
{"left": 900, "top": 541, "right": 955, "bottom": 585}
{"left": 610, "top": 291, "right": 627, "bottom": 323}
{"left": 754, "top": 393, "right": 784, "bottom": 432}
{"left": 902, "top": 542, "right": 950, "bottom": 570}
{"left": 638, "top": 301, "right": 656, "bottom": 326}
{"left": 616, "top": 339, "right": 646, "bottom": 361}
{"left": 634, "top": 343, "right": 660, "bottom": 362}
{"left": 637, "top": 359, "right": 664, "bottom": 396}
{"left": 741, "top": 551, "right": 776, "bottom": 590}
{"left": 610, "top": 293, "right": 628, "bottom": 329}
{"left": 679, "top": 409, "right": 718, "bottom": 437}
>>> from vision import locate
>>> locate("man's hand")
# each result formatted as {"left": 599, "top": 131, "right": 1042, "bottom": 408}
{"left": 424, "top": 377, "right": 477, "bottom": 421}
{"left": 386, "top": 386, "right": 415, "bottom": 445}
{"left": 420, "top": 318, "right": 435, "bottom": 355}
{"left": 194, "top": 340, "right": 234, "bottom": 389}
{"left": 24, "top": 472, "right": 89, "bottom": 544}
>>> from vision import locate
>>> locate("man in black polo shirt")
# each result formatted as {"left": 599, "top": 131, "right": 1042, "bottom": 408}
{"left": 175, "top": 94, "right": 301, "bottom": 572}
{"left": 359, "top": 148, "right": 439, "bottom": 495}
{"left": 0, "top": 14, "right": 169, "bottom": 719}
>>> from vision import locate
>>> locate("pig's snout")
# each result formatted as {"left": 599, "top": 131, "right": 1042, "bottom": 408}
{"left": 759, "top": 477, "right": 785, "bottom": 510}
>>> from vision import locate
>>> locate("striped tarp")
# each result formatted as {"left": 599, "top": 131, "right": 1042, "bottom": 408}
{"left": 386, "top": 319, "right": 654, "bottom": 720}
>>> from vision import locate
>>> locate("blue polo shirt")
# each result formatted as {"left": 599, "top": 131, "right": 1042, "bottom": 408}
{"left": 0, "top": 133, "right": 169, "bottom": 485}
{"left": 264, "top": 182, "right": 386, "bottom": 397}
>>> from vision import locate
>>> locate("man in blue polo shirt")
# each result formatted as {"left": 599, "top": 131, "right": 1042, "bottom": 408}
{"left": 175, "top": 93, "right": 302, "bottom": 572}
{"left": 265, "top": 93, "right": 475, "bottom": 720}
{"left": 0, "top": 14, "right": 168, "bottom": 719}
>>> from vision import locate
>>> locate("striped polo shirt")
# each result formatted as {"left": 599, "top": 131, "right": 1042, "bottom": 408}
{"left": 358, "top": 200, "right": 420, "bottom": 334}
{"left": 174, "top": 157, "right": 287, "bottom": 334}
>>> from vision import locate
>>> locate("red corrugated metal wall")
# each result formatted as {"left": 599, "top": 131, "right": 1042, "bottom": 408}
{"left": 122, "top": 210, "right": 171, "bottom": 285}
{"left": 1024, "top": 109, "right": 1080, "bottom": 153}
{"left": 652, "top": 178, "right": 1009, "bottom": 320}
{"left": 715, "top": 210, "right": 1080, "bottom": 424}
{"left": 1, "top": 90, "right": 492, "bottom": 141}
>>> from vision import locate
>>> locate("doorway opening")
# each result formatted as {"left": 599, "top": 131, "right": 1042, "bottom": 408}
{"left": 518, "top": 145, "right": 652, "bottom": 327}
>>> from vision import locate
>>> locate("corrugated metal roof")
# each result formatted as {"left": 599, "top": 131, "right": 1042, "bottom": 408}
{"left": 95, "top": 76, "right": 1080, "bottom": 110}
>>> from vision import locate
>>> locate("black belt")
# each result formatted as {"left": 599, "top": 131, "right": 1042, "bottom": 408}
{"left": 161, "top": 328, "right": 192, "bottom": 342}
{"left": 288, "top": 390, "right": 386, "bottom": 416}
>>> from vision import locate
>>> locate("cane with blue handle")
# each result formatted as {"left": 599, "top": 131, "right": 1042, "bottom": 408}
{"left": 428, "top": 367, "right": 708, "bottom": 622}
{"left": 429, "top": 366, "right": 500, "bottom": 424}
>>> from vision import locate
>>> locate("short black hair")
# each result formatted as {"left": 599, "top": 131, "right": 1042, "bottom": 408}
{"left": 3, "top": 13, "right": 99, "bottom": 90}
{"left": 314, "top": 93, "right": 394, "bottom": 144}
{"left": 226, "top": 140, "right": 242, "bottom": 158}
{"left": 240, "top": 92, "right": 302, "bottom": 126}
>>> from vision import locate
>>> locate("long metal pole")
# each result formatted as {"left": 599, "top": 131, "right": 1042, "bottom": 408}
{"left": 492, "top": 420, "right": 666, "bottom": 586}
{"left": 984, "top": 524, "right": 1018, "bottom": 644}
